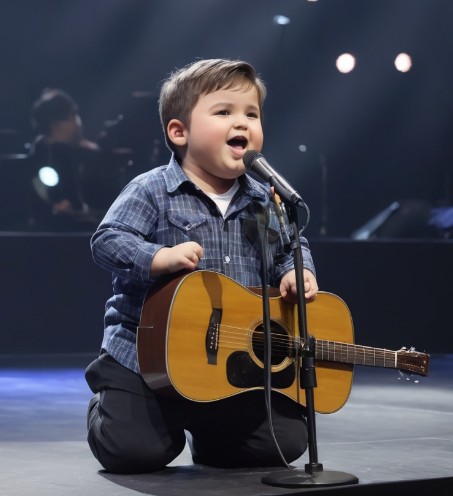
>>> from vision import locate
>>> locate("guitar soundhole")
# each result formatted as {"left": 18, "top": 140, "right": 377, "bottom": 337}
{"left": 226, "top": 312, "right": 295, "bottom": 388}
{"left": 252, "top": 320, "right": 293, "bottom": 365}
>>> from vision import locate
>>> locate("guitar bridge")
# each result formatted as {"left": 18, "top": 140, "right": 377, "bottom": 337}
{"left": 205, "top": 307, "right": 222, "bottom": 365}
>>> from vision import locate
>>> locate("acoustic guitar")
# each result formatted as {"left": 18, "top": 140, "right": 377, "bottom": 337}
{"left": 137, "top": 270, "right": 429, "bottom": 414}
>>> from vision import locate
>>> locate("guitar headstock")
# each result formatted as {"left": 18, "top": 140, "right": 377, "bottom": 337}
{"left": 396, "top": 347, "right": 430, "bottom": 376}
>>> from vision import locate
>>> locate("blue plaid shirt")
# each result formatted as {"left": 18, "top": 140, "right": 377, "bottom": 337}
{"left": 91, "top": 155, "right": 316, "bottom": 372}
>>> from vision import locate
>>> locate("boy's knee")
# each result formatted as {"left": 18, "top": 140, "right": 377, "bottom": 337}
{"left": 87, "top": 404, "right": 186, "bottom": 473}
{"left": 88, "top": 428, "right": 184, "bottom": 473}
{"left": 93, "top": 441, "right": 170, "bottom": 473}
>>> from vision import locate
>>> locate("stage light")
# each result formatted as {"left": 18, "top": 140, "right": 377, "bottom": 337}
{"left": 38, "top": 166, "right": 59, "bottom": 187}
{"left": 394, "top": 53, "right": 412, "bottom": 72}
{"left": 336, "top": 53, "right": 356, "bottom": 73}
{"left": 273, "top": 15, "right": 290, "bottom": 25}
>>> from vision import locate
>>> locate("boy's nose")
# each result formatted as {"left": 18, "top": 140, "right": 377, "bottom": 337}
{"left": 233, "top": 117, "right": 248, "bottom": 129}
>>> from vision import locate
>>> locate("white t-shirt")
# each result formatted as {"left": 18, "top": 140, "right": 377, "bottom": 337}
{"left": 205, "top": 180, "right": 239, "bottom": 217}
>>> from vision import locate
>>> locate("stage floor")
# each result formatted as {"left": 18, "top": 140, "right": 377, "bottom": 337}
{"left": 0, "top": 353, "right": 452, "bottom": 496}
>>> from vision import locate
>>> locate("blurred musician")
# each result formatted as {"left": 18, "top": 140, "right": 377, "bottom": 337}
{"left": 28, "top": 88, "right": 105, "bottom": 231}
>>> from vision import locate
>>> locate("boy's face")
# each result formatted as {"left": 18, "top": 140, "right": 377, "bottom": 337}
{"left": 176, "top": 84, "right": 264, "bottom": 186}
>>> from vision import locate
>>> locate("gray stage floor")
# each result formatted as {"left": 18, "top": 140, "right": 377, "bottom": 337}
{"left": 1, "top": 353, "right": 452, "bottom": 495}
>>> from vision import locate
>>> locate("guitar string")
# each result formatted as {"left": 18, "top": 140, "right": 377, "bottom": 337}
{"left": 214, "top": 324, "right": 400, "bottom": 365}
{"left": 216, "top": 322, "right": 394, "bottom": 355}
{"left": 217, "top": 323, "right": 399, "bottom": 357}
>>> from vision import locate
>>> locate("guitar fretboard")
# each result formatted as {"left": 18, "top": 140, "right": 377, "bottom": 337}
{"left": 316, "top": 340, "right": 397, "bottom": 369}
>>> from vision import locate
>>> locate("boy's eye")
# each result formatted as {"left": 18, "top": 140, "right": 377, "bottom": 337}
{"left": 216, "top": 110, "right": 230, "bottom": 116}
{"left": 247, "top": 112, "right": 259, "bottom": 119}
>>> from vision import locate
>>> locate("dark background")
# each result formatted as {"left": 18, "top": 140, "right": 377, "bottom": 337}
{"left": 1, "top": 0, "right": 452, "bottom": 237}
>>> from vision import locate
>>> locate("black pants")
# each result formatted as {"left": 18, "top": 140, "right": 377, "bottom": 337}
{"left": 85, "top": 353, "right": 308, "bottom": 474}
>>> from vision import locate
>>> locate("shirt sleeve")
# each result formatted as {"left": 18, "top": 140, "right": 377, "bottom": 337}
{"left": 274, "top": 233, "right": 316, "bottom": 283}
{"left": 90, "top": 181, "right": 165, "bottom": 283}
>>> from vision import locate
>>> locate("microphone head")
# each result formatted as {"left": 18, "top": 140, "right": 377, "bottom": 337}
{"left": 243, "top": 150, "right": 262, "bottom": 170}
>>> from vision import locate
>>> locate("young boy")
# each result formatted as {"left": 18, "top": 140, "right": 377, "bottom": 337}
{"left": 86, "top": 58, "right": 318, "bottom": 474}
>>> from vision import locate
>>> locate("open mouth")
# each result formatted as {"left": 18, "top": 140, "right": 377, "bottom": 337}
{"left": 227, "top": 136, "right": 248, "bottom": 149}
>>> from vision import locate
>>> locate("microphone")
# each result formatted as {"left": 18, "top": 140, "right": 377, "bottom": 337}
{"left": 243, "top": 150, "right": 304, "bottom": 207}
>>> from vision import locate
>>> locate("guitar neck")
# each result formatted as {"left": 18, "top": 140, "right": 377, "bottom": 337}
{"left": 316, "top": 340, "right": 398, "bottom": 370}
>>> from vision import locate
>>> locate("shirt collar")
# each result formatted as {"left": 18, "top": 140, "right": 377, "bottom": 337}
{"left": 163, "top": 154, "right": 191, "bottom": 193}
{"left": 163, "top": 153, "right": 267, "bottom": 202}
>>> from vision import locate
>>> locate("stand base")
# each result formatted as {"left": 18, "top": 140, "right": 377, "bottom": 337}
{"left": 262, "top": 468, "right": 359, "bottom": 488}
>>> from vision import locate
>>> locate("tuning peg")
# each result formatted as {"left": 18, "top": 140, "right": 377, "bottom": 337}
{"left": 397, "top": 370, "right": 420, "bottom": 383}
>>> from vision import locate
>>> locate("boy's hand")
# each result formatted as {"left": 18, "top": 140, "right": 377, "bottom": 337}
{"left": 279, "top": 269, "right": 318, "bottom": 304}
{"left": 151, "top": 241, "right": 204, "bottom": 276}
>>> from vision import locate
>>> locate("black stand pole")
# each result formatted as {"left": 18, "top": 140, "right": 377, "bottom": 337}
{"left": 262, "top": 201, "right": 359, "bottom": 488}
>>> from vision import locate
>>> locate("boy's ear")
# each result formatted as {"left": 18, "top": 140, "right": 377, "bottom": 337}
{"left": 167, "top": 119, "right": 188, "bottom": 147}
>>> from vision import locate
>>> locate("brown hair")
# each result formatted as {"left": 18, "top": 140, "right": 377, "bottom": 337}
{"left": 158, "top": 58, "right": 266, "bottom": 155}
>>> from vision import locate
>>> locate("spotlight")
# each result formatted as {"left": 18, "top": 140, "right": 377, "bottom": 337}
{"left": 394, "top": 53, "right": 412, "bottom": 73}
{"left": 336, "top": 53, "right": 356, "bottom": 74}
{"left": 38, "top": 166, "right": 59, "bottom": 187}
{"left": 273, "top": 15, "right": 290, "bottom": 26}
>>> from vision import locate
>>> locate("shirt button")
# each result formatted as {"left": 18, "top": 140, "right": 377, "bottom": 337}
{"left": 224, "top": 255, "right": 231, "bottom": 264}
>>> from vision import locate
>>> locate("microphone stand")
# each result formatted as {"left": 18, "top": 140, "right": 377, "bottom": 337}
{"left": 249, "top": 201, "right": 293, "bottom": 469}
{"left": 262, "top": 199, "right": 359, "bottom": 489}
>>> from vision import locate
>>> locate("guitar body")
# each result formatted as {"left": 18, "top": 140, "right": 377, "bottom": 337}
{"left": 137, "top": 270, "right": 355, "bottom": 414}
